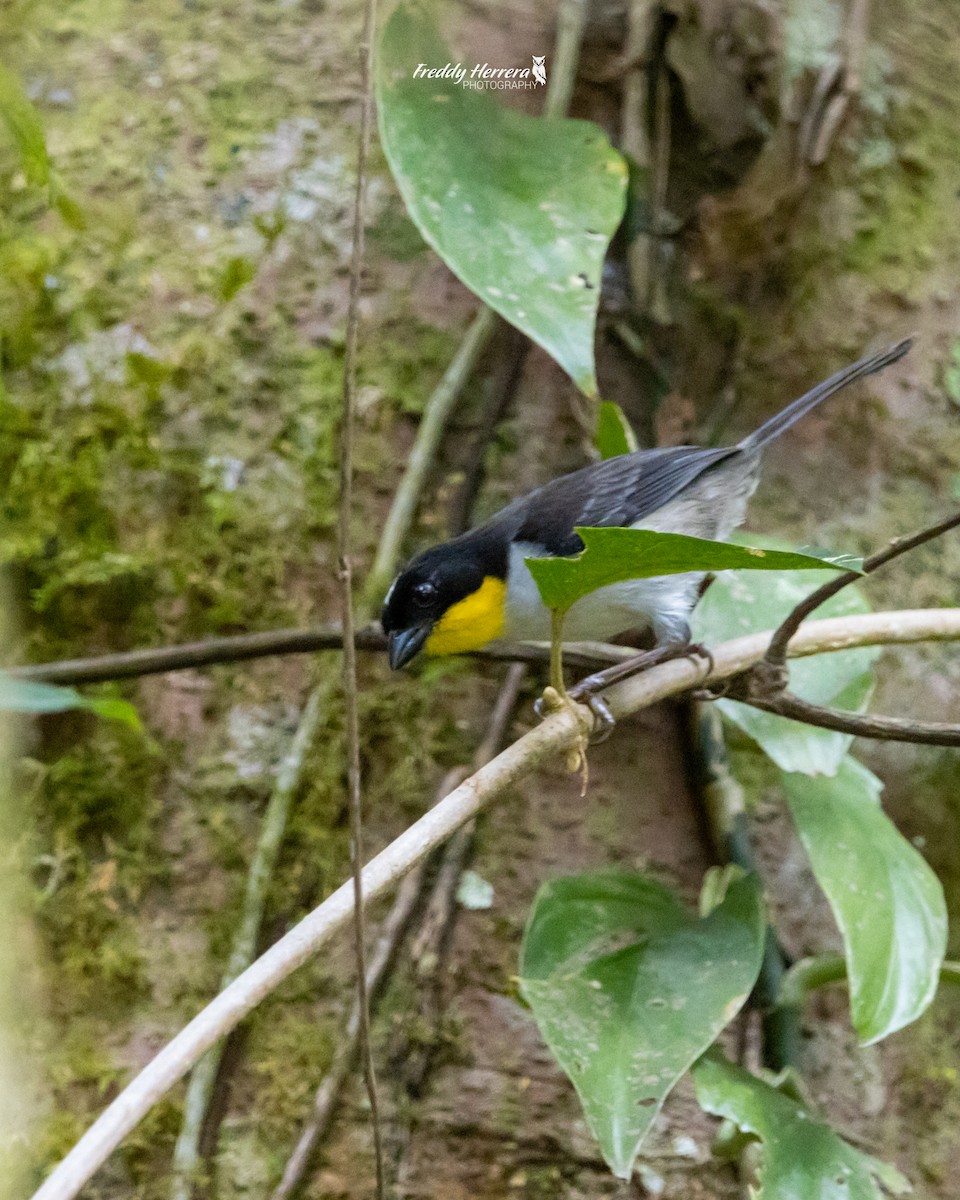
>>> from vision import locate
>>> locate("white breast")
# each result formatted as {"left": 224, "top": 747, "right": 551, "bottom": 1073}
{"left": 503, "top": 541, "right": 702, "bottom": 645}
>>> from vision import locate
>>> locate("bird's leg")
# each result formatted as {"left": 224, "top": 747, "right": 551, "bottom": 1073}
{"left": 533, "top": 611, "right": 598, "bottom": 788}
{"left": 549, "top": 607, "right": 567, "bottom": 698}
{"left": 569, "top": 641, "right": 715, "bottom": 711}
{"left": 534, "top": 610, "right": 621, "bottom": 747}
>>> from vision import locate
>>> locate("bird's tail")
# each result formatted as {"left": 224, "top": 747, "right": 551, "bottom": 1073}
{"left": 739, "top": 337, "right": 913, "bottom": 453}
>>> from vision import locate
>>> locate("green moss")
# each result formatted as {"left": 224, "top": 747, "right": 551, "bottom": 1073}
{"left": 28, "top": 723, "right": 164, "bottom": 1005}
{"left": 244, "top": 1006, "right": 336, "bottom": 1139}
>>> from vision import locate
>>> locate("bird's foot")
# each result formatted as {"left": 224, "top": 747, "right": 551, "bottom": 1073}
{"left": 534, "top": 684, "right": 614, "bottom": 743}
{"left": 568, "top": 641, "right": 715, "bottom": 710}
{"left": 534, "top": 685, "right": 597, "bottom": 793}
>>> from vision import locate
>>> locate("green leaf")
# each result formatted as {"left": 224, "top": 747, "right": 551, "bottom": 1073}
{"left": 375, "top": 4, "right": 628, "bottom": 396}
{"left": 519, "top": 869, "right": 764, "bottom": 1178}
{"left": 693, "top": 1053, "right": 909, "bottom": 1199}
{"left": 526, "top": 527, "right": 859, "bottom": 614}
{"left": 0, "top": 676, "right": 142, "bottom": 730}
{"left": 216, "top": 255, "right": 256, "bottom": 302}
{"left": 783, "top": 758, "right": 946, "bottom": 1043}
{"left": 595, "top": 401, "right": 637, "bottom": 459}
{"left": 0, "top": 64, "right": 50, "bottom": 187}
{"left": 691, "top": 535, "right": 878, "bottom": 775}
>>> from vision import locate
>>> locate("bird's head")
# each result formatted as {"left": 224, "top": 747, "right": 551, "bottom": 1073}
{"left": 381, "top": 537, "right": 507, "bottom": 669}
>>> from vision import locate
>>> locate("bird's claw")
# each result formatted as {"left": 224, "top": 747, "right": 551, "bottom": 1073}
{"left": 584, "top": 694, "right": 615, "bottom": 743}
{"left": 686, "top": 641, "right": 715, "bottom": 681}
{"left": 534, "top": 685, "right": 613, "bottom": 746}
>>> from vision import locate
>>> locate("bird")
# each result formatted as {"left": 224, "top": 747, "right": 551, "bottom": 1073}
{"left": 381, "top": 339, "right": 912, "bottom": 684}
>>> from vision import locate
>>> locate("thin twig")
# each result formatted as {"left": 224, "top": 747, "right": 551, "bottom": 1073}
{"left": 544, "top": 0, "right": 589, "bottom": 117}
{"left": 646, "top": 51, "right": 672, "bottom": 323}
{"left": 270, "top": 763, "right": 465, "bottom": 1200}
{"left": 447, "top": 320, "right": 530, "bottom": 537}
{"left": 364, "top": 0, "right": 588, "bottom": 606}
{"left": 365, "top": 307, "right": 498, "bottom": 604}
{"left": 3, "top": 626, "right": 383, "bottom": 685}
{"left": 29, "top": 607, "right": 960, "bottom": 1200}
{"left": 396, "top": 665, "right": 528, "bottom": 1100}
{"left": 763, "top": 510, "right": 960, "bottom": 677}
{"left": 271, "top": 664, "right": 525, "bottom": 1199}
{"left": 337, "top": 0, "right": 384, "bottom": 1191}
{"left": 621, "top": 0, "right": 657, "bottom": 312}
{"left": 843, "top": 0, "right": 871, "bottom": 100}
{"left": 2, "top": 630, "right": 625, "bottom": 686}
{"left": 725, "top": 683, "right": 960, "bottom": 747}
{"left": 170, "top": 682, "right": 333, "bottom": 1199}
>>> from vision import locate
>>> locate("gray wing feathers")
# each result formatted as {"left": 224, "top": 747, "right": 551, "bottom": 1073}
{"left": 480, "top": 338, "right": 912, "bottom": 559}
{"left": 490, "top": 445, "right": 742, "bottom": 556}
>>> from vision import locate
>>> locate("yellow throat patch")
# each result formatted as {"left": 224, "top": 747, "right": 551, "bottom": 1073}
{"left": 424, "top": 575, "right": 506, "bottom": 657}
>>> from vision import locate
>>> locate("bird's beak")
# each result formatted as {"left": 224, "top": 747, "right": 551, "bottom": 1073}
{"left": 387, "top": 624, "right": 431, "bottom": 670}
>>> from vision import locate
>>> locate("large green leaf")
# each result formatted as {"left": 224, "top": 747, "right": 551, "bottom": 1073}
{"left": 692, "top": 1053, "right": 909, "bottom": 1199}
{"left": 0, "top": 676, "right": 141, "bottom": 730}
{"left": 783, "top": 758, "right": 946, "bottom": 1043}
{"left": 692, "top": 533, "right": 878, "bottom": 775}
{"left": 376, "top": 4, "right": 628, "bottom": 395}
{"left": 595, "top": 401, "right": 637, "bottom": 459}
{"left": 0, "top": 64, "right": 50, "bottom": 187}
{"left": 519, "top": 869, "right": 764, "bottom": 1178}
{"left": 526, "top": 527, "right": 859, "bottom": 614}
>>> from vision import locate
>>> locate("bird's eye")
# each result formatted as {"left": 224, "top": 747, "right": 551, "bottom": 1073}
{"left": 412, "top": 581, "right": 437, "bottom": 606}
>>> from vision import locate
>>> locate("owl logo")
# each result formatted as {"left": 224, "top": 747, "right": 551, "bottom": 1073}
{"left": 532, "top": 55, "right": 546, "bottom": 86}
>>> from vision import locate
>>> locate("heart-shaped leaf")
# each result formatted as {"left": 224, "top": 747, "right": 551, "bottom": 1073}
{"left": 519, "top": 869, "right": 764, "bottom": 1178}
{"left": 526, "top": 527, "right": 859, "bottom": 614}
{"left": 693, "top": 1052, "right": 910, "bottom": 1199}
{"left": 376, "top": 4, "right": 628, "bottom": 395}
{"left": 783, "top": 757, "right": 947, "bottom": 1043}
{"left": 0, "top": 675, "right": 141, "bottom": 730}
{"left": 691, "top": 533, "right": 878, "bottom": 775}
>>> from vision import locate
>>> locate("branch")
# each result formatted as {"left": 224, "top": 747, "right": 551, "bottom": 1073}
{"left": 29, "top": 607, "right": 960, "bottom": 1200}
{"left": 365, "top": 0, "right": 589, "bottom": 604}
{"left": 446, "top": 320, "right": 529, "bottom": 538}
{"left": 763, "top": 509, "right": 960, "bottom": 677}
{"left": 336, "top": 0, "right": 384, "bottom": 1189}
{"left": 365, "top": 307, "right": 498, "bottom": 603}
{"left": 271, "top": 664, "right": 526, "bottom": 1200}
{"left": 170, "top": 680, "right": 334, "bottom": 1198}
{"left": 4, "top": 630, "right": 626, "bottom": 686}
{"left": 3, "top": 626, "right": 384, "bottom": 685}
{"left": 724, "top": 683, "right": 960, "bottom": 747}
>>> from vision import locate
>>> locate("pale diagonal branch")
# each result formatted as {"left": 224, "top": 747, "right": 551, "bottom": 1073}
{"left": 29, "top": 607, "right": 960, "bottom": 1200}
{"left": 271, "top": 664, "right": 526, "bottom": 1200}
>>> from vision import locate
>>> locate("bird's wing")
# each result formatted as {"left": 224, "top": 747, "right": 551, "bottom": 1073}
{"left": 491, "top": 445, "right": 741, "bottom": 556}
